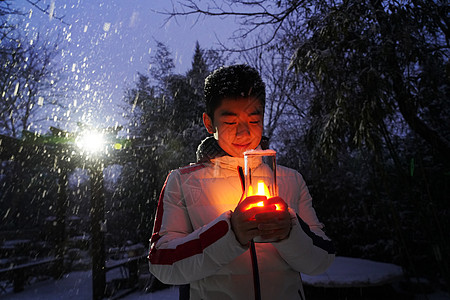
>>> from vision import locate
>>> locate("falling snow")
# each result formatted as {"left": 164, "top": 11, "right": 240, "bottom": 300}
{"left": 1, "top": 1, "right": 447, "bottom": 299}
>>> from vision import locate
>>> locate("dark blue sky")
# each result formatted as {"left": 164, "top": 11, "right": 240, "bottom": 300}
{"left": 12, "top": 1, "right": 238, "bottom": 134}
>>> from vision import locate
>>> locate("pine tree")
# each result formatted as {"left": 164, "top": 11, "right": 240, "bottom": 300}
{"left": 187, "top": 41, "right": 209, "bottom": 96}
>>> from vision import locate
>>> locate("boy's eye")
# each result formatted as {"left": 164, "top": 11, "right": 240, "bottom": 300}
{"left": 224, "top": 122, "right": 236, "bottom": 125}
{"left": 249, "top": 118, "right": 261, "bottom": 124}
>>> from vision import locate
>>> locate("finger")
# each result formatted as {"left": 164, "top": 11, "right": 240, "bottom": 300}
{"left": 259, "top": 232, "right": 283, "bottom": 241}
{"left": 233, "top": 204, "right": 261, "bottom": 221}
{"left": 240, "top": 195, "right": 267, "bottom": 206}
{"left": 258, "top": 222, "right": 286, "bottom": 231}
{"left": 266, "top": 196, "right": 287, "bottom": 210}
{"left": 242, "top": 205, "right": 274, "bottom": 220}
{"left": 258, "top": 222, "right": 291, "bottom": 233}
{"left": 238, "top": 208, "right": 259, "bottom": 221}
{"left": 259, "top": 231, "right": 277, "bottom": 240}
{"left": 256, "top": 214, "right": 291, "bottom": 233}
{"left": 237, "top": 195, "right": 267, "bottom": 212}
{"left": 243, "top": 221, "right": 260, "bottom": 231}
{"left": 254, "top": 210, "right": 287, "bottom": 222}
{"left": 259, "top": 227, "right": 290, "bottom": 241}
{"left": 241, "top": 227, "right": 263, "bottom": 244}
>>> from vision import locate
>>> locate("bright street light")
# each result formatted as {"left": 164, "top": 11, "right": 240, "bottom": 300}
{"left": 75, "top": 131, "right": 106, "bottom": 154}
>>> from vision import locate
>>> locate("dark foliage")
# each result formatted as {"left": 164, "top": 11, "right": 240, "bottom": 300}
{"left": 116, "top": 41, "right": 219, "bottom": 246}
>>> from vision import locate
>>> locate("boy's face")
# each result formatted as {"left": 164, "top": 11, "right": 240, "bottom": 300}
{"left": 203, "top": 97, "right": 264, "bottom": 157}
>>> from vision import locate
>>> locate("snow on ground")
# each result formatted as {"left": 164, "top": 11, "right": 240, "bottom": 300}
{"left": 302, "top": 256, "right": 403, "bottom": 287}
{"left": 0, "top": 270, "right": 178, "bottom": 300}
{"left": 1, "top": 257, "right": 449, "bottom": 299}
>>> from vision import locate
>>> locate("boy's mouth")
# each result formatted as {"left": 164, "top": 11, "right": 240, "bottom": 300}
{"left": 233, "top": 143, "right": 251, "bottom": 150}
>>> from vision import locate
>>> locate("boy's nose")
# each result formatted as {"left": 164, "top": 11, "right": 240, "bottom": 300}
{"left": 236, "top": 121, "right": 250, "bottom": 136}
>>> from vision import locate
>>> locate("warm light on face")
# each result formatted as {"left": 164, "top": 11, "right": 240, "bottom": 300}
{"left": 210, "top": 97, "right": 264, "bottom": 157}
{"left": 75, "top": 131, "right": 106, "bottom": 154}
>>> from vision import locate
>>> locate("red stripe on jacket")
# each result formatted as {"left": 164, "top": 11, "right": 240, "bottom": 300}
{"left": 179, "top": 163, "right": 205, "bottom": 174}
{"left": 148, "top": 173, "right": 171, "bottom": 259}
{"left": 150, "top": 173, "right": 170, "bottom": 245}
{"left": 148, "top": 171, "right": 229, "bottom": 265}
{"left": 149, "top": 220, "right": 229, "bottom": 265}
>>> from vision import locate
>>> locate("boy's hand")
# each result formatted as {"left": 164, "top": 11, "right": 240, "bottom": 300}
{"left": 231, "top": 196, "right": 291, "bottom": 245}
{"left": 255, "top": 196, "right": 291, "bottom": 242}
{"left": 231, "top": 195, "right": 267, "bottom": 246}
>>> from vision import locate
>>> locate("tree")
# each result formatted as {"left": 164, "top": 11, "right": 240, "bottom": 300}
{"left": 0, "top": 4, "right": 62, "bottom": 137}
{"left": 0, "top": 0, "right": 66, "bottom": 239}
{"left": 121, "top": 72, "right": 166, "bottom": 245}
{"left": 168, "top": 0, "right": 450, "bottom": 163}
{"left": 237, "top": 38, "right": 302, "bottom": 143}
{"left": 289, "top": 0, "right": 449, "bottom": 164}
{"left": 148, "top": 40, "right": 176, "bottom": 95}
{"left": 187, "top": 41, "right": 209, "bottom": 95}
{"left": 0, "top": 34, "right": 61, "bottom": 137}
{"left": 0, "top": 1, "right": 21, "bottom": 42}
{"left": 165, "top": 0, "right": 304, "bottom": 51}
{"left": 167, "top": 0, "right": 450, "bottom": 286}
{"left": 119, "top": 42, "right": 220, "bottom": 244}
{"left": 159, "top": 41, "right": 211, "bottom": 165}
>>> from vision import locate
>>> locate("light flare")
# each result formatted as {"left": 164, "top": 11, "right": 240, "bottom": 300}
{"left": 75, "top": 131, "right": 106, "bottom": 154}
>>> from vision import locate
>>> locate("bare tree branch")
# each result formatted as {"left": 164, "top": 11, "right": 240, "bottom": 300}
{"left": 25, "top": 0, "right": 69, "bottom": 25}
{"left": 161, "top": 0, "right": 307, "bottom": 52}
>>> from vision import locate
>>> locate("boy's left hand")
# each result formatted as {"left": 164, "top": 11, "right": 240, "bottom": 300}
{"left": 255, "top": 196, "right": 291, "bottom": 241}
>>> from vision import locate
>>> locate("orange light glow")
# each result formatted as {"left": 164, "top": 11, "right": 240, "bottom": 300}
{"left": 247, "top": 180, "right": 270, "bottom": 197}
{"left": 246, "top": 201, "right": 265, "bottom": 210}
{"left": 245, "top": 180, "right": 282, "bottom": 211}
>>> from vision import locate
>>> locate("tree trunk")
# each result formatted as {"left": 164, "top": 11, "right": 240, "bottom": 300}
{"left": 371, "top": 0, "right": 450, "bottom": 164}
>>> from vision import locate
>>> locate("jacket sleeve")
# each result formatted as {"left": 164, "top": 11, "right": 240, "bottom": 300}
{"left": 148, "top": 170, "right": 247, "bottom": 285}
{"left": 272, "top": 171, "right": 335, "bottom": 275}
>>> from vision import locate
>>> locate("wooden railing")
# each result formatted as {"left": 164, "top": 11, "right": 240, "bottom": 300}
{"left": 104, "top": 255, "right": 148, "bottom": 298}
{"left": 0, "top": 257, "right": 63, "bottom": 293}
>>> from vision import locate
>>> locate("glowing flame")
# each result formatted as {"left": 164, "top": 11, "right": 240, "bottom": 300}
{"left": 245, "top": 180, "right": 282, "bottom": 211}
{"left": 247, "top": 180, "right": 270, "bottom": 197}
{"left": 257, "top": 181, "right": 269, "bottom": 196}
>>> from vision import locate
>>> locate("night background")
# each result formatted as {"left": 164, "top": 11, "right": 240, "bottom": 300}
{"left": 0, "top": 0, "right": 448, "bottom": 299}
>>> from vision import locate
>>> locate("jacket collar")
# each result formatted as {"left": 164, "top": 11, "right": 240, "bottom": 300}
{"left": 196, "top": 136, "right": 228, "bottom": 163}
{"left": 196, "top": 136, "right": 263, "bottom": 171}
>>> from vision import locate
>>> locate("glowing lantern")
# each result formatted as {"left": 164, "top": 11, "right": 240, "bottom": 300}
{"left": 244, "top": 149, "right": 277, "bottom": 195}
{"left": 243, "top": 150, "right": 283, "bottom": 214}
{"left": 243, "top": 149, "right": 285, "bottom": 243}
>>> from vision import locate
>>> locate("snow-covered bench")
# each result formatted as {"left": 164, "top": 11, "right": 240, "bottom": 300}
{"left": 0, "top": 257, "right": 63, "bottom": 292}
{"left": 302, "top": 256, "right": 403, "bottom": 288}
{"left": 104, "top": 255, "right": 147, "bottom": 297}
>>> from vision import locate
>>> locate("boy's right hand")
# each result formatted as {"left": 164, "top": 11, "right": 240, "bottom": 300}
{"left": 231, "top": 195, "right": 267, "bottom": 246}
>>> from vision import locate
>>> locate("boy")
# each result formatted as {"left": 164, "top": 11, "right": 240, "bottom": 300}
{"left": 148, "top": 64, "right": 335, "bottom": 299}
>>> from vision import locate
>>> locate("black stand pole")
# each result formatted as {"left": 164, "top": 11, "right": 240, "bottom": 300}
{"left": 250, "top": 240, "right": 261, "bottom": 300}
{"left": 55, "top": 169, "right": 68, "bottom": 278}
{"left": 90, "top": 163, "right": 106, "bottom": 300}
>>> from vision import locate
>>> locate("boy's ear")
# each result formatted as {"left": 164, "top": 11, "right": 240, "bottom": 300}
{"left": 202, "top": 113, "right": 215, "bottom": 134}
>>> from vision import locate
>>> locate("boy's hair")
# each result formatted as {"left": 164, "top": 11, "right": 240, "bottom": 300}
{"left": 204, "top": 64, "right": 266, "bottom": 119}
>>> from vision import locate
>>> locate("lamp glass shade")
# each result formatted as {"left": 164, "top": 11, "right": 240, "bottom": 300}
{"left": 244, "top": 149, "right": 278, "bottom": 199}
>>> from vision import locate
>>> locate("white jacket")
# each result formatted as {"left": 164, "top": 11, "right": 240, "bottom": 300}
{"left": 149, "top": 155, "right": 335, "bottom": 299}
